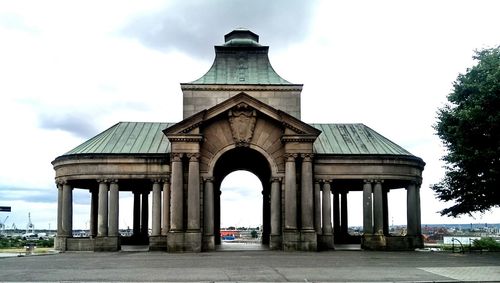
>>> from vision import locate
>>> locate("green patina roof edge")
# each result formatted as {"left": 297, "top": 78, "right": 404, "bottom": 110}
{"left": 56, "top": 122, "right": 418, "bottom": 159}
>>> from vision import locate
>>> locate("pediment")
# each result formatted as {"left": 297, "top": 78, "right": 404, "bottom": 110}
{"left": 163, "top": 92, "right": 321, "bottom": 139}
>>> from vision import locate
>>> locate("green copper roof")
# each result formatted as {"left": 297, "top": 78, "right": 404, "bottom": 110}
{"left": 61, "top": 122, "right": 414, "bottom": 157}
{"left": 311, "top": 123, "right": 413, "bottom": 155}
{"left": 189, "top": 29, "right": 293, "bottom": 85}
{"left": 64, "top": 122, "right": 174, "bottom": 155}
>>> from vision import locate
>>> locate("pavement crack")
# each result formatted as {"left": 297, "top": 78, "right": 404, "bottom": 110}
{"left": 272, "top": 267, "right": 289, "bottom": 282}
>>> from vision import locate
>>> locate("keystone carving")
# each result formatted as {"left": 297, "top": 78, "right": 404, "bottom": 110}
{"left": 228, "top": 103, "right": 257, "bottom": 147}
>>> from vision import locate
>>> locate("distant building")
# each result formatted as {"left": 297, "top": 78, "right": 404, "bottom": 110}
{"left": 52, "top": 29, "right": 425, "bottom": 252}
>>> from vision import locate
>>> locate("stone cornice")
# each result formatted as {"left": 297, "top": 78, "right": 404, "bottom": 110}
{"left": 180, "top": 84, "right": 303, "bottom": 92}
{"left": 281, "top": 135, "right": 318, "bottom": 143}
{"left": 166, "top": 134, "right": 204, "bottom": 143}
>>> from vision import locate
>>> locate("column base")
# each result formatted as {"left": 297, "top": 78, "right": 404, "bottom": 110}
{"left": 149, "top": 235, "right": 168, "bottom": 251}
{"left": 283, "top": 230, "right": 318, "bottom": 251}
{"left": 167, "top": 231, "right": 202, "bottom": 252}
{"left": 318, "top": 233, "right": 334, "bottom": 250}
{"left": 361, "top": 234, "right": 386, "bottom": 250}
{"left": 202, "top": 235, "right": 215, "bottom": 251}
{"left": 385, "top": 235, "right": 424, "bottom": 250}
{"left": 94, "top": 236, "right": 120, "bottom": 252}
{"left": 55, "top": 236, "right": 68, "bottom": 251}
{"left": 300, "top": 230, "right": 317, "bottom": 251}
{"left": 269, "top": 234, "right": 282, "bottom": 250}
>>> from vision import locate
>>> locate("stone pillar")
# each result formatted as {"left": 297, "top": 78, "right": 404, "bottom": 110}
{"left": 152, "top": 180, "right": 162, "bottom": 236}
{"left": 362, "top": 181, "right": 373, "bottom": 234}
{"left": 340, "top": 191, "right": 348, "bottom": 235}
{"left": 284, "top": 153, "right": 297, "bottom": 230}
{"left": 141, "top": 191, "right": 149, "bottom": 236}
{"left": 97, "top": 180, "right": 108, "bottom": 237}
{"left": 322, "top": 181, "right": 333, "bottom": 235}
{"left": 406, "top": 182, "right": 418, "bottom": 236}
{"left": 133, "top": 191, "right": 140, "bottom": 236}
{"left": 162, "top": 178, "right": 170, "bottom": 235}
{"left": 300, "top": 154, "right": 314, "bottom": 231}
{"left": 382, "top": 189, "right": 389, "bottom": 235}
{"left": 170, "top": 153, "right": 184, "bottom": 231}
{"left": 333, "top": 191, "right": 340, "bottom": 236}
{"left": 90, "top": 189, "right": 98, "bottom": 237}
{"left": 314, "top": 180, "right": 322, "bottom": 234}
{"left": 108, "top": 181, "right": 119, "bottom": 237}
{"left": 416, "top": 185, "right": 422, "bottom": 235}
{"left": 270, "top": 177, "right": 281, "bottom": 235}
{"left": 56, "top": 183, "right": 63, "bottom": 236}
{"left": 373, "top": 181, "right": 384, "bottom": 235}
{"left": 61, "top": 183, "right": 73, "bottom": 237}
{"left": 187, "top": 153, "right": 200, "bottom": 231}
{"left": 203, "top": 177, "right": 215, "bottom": 251}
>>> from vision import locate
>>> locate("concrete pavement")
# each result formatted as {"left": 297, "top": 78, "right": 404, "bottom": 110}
{"left": 0, "top": 249, "right": 499, "bottom": 282}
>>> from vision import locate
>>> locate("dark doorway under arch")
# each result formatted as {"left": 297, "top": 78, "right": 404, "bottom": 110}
{"left": 212, "top": 147, "right": 271, "bottom": 247}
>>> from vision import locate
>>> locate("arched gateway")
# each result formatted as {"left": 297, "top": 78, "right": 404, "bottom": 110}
{"left": 52, "top": 29, "right": 425, "bottom": 252}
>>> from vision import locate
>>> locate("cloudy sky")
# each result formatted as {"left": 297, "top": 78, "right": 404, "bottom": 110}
{"left": 0, "top": 0, "right": 499, "bottom": 231}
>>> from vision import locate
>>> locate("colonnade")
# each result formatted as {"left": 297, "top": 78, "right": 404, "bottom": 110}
{"left": 56, "top": 178, "right": 171, "bottom": 251}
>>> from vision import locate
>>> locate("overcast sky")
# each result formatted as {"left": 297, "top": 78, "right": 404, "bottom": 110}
{"left": 0, "top": 0, "right": 499, "bottom": 231}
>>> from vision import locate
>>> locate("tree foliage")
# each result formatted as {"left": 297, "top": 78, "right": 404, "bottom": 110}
{"left": 432, "top": 46, "right": 500, "bottom": 217}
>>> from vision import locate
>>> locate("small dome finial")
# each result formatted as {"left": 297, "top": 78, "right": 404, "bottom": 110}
{"left": 224, "top": 29, "right": 259, "bottom": 44}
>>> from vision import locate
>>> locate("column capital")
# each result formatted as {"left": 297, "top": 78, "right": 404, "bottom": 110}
{"left": 187, "top": 153, "right": 200, "bottom": 161}
{"left": 171, "top": 152, "right": 184, "bottom": 161}
{"left": 270, "top": 177, "right": 282, "bottom": 183}
{"left": 55, "top": 179, "right": 67, "bottom": 186}
{"left": 363, "top": 179, "right": 373, "bottom": 184}
{"left": 301, "top": 153, "right": 314, "bottom": 161}
{"left": 162, "top": 176, "right": 170, "bottom": 183}
{"left": 322, "top": 179, "right": 332, "bottom": 184}
{"left": 203, "top": 176, "right": 214, "bottom": 183}
{"left": 97, "top": 178, "right": 109, "bottom": 184}
{"left": 374, "top": 179, "right": 384, "bottom": 184}
{"left": 284, "top": 153, "right": 298, "bottom": 162}
{"left": 109, "top": 179, "right": 118, "bottom": 185}
{"left": 151, "top": 178, "right": 162, "bottom": 184}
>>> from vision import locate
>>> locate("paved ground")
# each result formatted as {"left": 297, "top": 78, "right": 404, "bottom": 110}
{"left": 0, "top": 249, "right": 499, "bottom": 282}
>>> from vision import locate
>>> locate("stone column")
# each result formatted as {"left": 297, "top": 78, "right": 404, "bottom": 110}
{"left": 362, "top": 181, "right": 373, "bottom": 234}
{"left": 416, "top": 185, "right": 422, "bottom": 235}
{"left": 333, "top": 191, "right": 340, "bottom": 236}
{"left": 187, "top": 153, "right": 200, "bottom": 231}
{"left": 340, "top": 191, "right": 348, "bottom": 235}
{"left": 322, "top": 180, "right": 333, "bottom": 235}
{"left": 162, "top": 178, "right": 170, "bottom": 235}
{"left": 373, "top": 181, "right": 384, "bottom": 235}
{"left": 97, "top": 180, "right": 108, "bottom": 237}
{"left": 270, "top": 178, "right": 281, "bottom": 235}
{"left": 284, "top": 153, "right": 298, "bottom": 230}
{"left": 203, "top": 177, "right": 214, "bottom": 236}
{"left": 90, "top": 189, "right": 98, "bottom": 237}
{"left": 301, "top": 154, "right": 314, "bottom": 231}
{"left": 314, "top": 180, "right": 322, "bottom": 234}
{"left": 382, "top": 189, "right": 389, "bottom": 235}
{"left": 151, "top": 180, "right": 162, "bottom": 236}
{"left": 61, "top": 183, "right": 73, "bottom": 237}
{"left": 406, "top": 182, "right": 418, "bottom": 236}
{"left": 56, "top": 182, "right": 63, "bottom": 236}
{"left": 108, "top": 181, "right": 119, "bottom": 237}
{"left": 133, "top": 191, "right": 140, "bottom": 236}
{"left": 141, "top": 190, "right": 149, "bottom": 236}
{"left": 170, "top": 153, "right": 184, "bottom": 231}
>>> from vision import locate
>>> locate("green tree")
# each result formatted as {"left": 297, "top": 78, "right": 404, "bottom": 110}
{"left": 431, "top": 46, "right": 500, "bottom": 217}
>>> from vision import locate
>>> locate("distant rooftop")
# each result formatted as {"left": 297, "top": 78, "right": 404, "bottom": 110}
{"left": 188, "top": 29, "right": 294, "bottom": 85}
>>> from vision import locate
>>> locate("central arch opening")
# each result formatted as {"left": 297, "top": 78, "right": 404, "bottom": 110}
{"left": 219, "top": 171, "right": 263, "bottom": 249}
{"left": 212, "top": 147, "right": 272, "bottom": 250}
